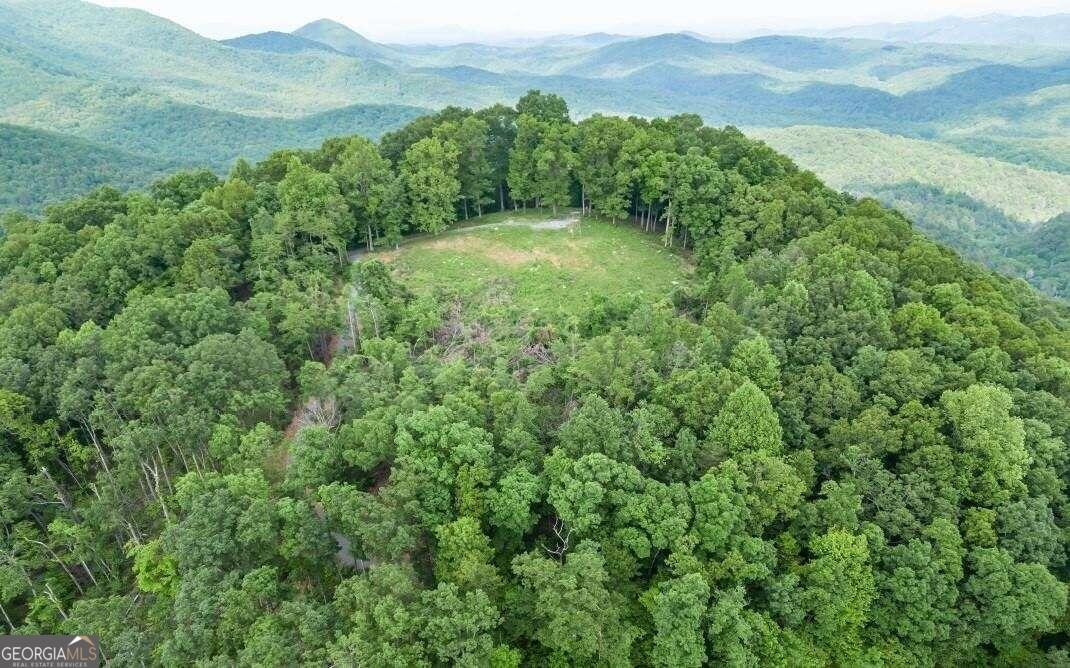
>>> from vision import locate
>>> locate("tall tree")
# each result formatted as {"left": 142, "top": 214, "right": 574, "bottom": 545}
{"left": 532, "top": 121, "right": 574, "bottom": 214}
{"left": 401, "top": 137, "right": 460, "bottom": 235}
{"left": 474, "top": 103, "right": 518, "bottom": 211}
{"left": 515, "top": 90, "right": 570, "bottom": 125}
{"left": 276, "top": 158, "right": 353, "bottom": 265}
{"left": 508, "top": 114, "right": 541, "bottom": 210}
{"left": 435, "top": 117, "right": 494, "bottom": 218}
{"left": 574, "top": 115, "right": 635, "bottom": 220}
{"left": 330, "top": 137, "right": 395, "bottom": 251}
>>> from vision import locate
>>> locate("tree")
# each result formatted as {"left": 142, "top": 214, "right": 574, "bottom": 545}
{"left": 276, "top": 158, "right": 352, "bottom": 264}
{"left": 150, "top": 170, "right": 221, "bottom": 209}
{"left": 803, "top": 530, "right": 876, "bottom": 660}
{"left": 330, "top": 136, "right": 395, "bottom": 250}
{"left": 941, "top": 384, "right": 1029, "bottom": 506}
{"left": 402, "top": 137, "right": 460, "bottom": 234}
{"left": 511, "top": 544, "right": 637, "bottom": 664}
{"left": 515, "top": 90, "right": 569, "bottom": 125}
{"left": 532, "top": 121, "right": 574, "bottom": 214}
{"left": 434, "top": 517, "right": 501, "bottom": 593}
{"left": 331, "top": 564, "right": 428, "bottom": 667}
{"left": 689, "top": 462, "right": 749, "bottom": 557}
{"left": 179, "top": 235, "right": 242, "bottom": 290}
{"left": 664, "top": 148, "right": 731, "bottom": 248}
{"left": 960, "top": 547, "right": 1066, "bottom": 652}
{"left": 729, "top": 335, "right": 780, "bottom": 392}
{"left": 420, "top": 584, "right": 502, "bottom": 665}
{"left": 620, "top": 127, "right": 674, "bottom": 231}
{"left": 644, "top": 573, "right": 709, "bottom": 667}
{"left": 436, "top": 117, "right": 494, "bottom": 218}
{"left": 707, "top": 381, "right": 783, "bottom": 458}
{"left": 872, "top": 519, "right": 963, "bottom": 654}
{"left": 474, "top": 104, "right": 518, "bottom": 211}
{"left": 574, "top": 115, "right": 635, "bottom": 220}
{"left": 507, "top": 114, "right": 541, "bottom": 210}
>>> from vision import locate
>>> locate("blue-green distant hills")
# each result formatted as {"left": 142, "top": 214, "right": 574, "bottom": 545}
{"left": 810, "top": 12, "right": 1070, "bottom": 48}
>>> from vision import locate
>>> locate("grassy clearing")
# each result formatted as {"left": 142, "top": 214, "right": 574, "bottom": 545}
{"left": 368, "top": 209, "right": 691, "bottom": 327}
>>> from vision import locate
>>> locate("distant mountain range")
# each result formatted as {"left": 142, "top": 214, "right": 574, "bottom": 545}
{"left": 1, "top": 0, "right": 1068, "bottom": 295}
{"left": 808, "top": 13, "right": 1070, "bottom": 48}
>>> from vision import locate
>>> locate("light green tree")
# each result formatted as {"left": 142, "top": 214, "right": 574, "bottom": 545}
{"left": 402, "top": 137, "right": 460, "bottom": 234}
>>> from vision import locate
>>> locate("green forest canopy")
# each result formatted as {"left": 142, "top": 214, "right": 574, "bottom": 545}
{"left": 2, "top": 91, "right": 1070, "bottom": 665}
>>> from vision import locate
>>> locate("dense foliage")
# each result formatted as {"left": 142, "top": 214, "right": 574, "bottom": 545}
{"left": 756, "top": 126, "right": 1070, "bottom": 298}
{"left": 867, "top": 181, "right": 1070, "bottom": 299}
{"left": 0, "top": 123, "right": 172, "bottom": 213}
{"left": 0, "top": 99, "right": 427, "bottom": 214}
{"left": 3, "top": 92, "right": 1070, "bottom": 666}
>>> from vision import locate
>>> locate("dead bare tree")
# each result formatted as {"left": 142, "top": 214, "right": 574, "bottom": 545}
{"left": 542, "top": 517, "right": 572, "bottom": 563}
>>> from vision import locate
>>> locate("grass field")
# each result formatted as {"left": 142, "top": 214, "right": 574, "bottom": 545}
{"left": 368, "top": 209, "right": 691, "bottom": 328}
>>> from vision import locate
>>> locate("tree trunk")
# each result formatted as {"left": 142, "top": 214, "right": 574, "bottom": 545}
{"left": 663, "top": 199, "right": 673, "bottom": 247}
{"left": 0, "top": 601, "right": 13, "bottom": 632}
{"left": 28, "top": 540, "right": 83, "bottom": 595}
{"left": 499, "top": 182, "right": 505, "bottom": 211}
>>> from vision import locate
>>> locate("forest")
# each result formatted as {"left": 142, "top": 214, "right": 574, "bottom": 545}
{"left": 2, "top": 90, "right": 1070, "bottom": 666}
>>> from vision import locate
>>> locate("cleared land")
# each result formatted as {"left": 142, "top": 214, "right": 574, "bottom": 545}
{"left": 368, "top": 209, "right": 691, "bottom": 321}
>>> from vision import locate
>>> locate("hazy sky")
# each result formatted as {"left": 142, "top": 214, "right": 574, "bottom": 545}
{"left": 92, "top": 0, "right": 1068, "bottom": 43}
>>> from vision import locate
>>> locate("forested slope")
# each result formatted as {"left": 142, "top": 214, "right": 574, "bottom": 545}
{"left": 2, "top": 93, "right": 1070, "bottom": 666}
{"left": 756, "top": 125, "right": 1070, "bottom": 297}
{"left": 754, "top": 125, "right": 1070, "bottom": 224}
{"left": 0, "top": 123, "right": 172, "bottom": 212}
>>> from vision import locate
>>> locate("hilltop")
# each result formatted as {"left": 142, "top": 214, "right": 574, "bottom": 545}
{"left": 292, "top": 19, "right": 397, "bottom": 60}
{"left": 0, "top": 0, "right": 1068, "bottom": 292}
{"left": 3, "top": 96, "right": 1070, "bottom": 665}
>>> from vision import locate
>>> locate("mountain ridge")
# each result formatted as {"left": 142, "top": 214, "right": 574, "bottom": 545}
{"left": 220, "top": 31, "right": 342, "bottom": 55}
{"left": 813, "top": 12, "right": 1070, "bottom": 48}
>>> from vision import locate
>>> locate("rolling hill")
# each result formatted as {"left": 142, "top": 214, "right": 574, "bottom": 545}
{"left": 0, "top": 0, "right": 498, "bottom": 116}
{"left": 292, "top": 18, "right": 399, "bottom": 61}
{"left": 2, "top": 85, "right": 427, "bottom": 169}
{"left": 753, "top": 125, "right": 1070, "bottom": 296}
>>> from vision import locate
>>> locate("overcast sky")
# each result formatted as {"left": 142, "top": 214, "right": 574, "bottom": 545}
{"left": 92, "top": 0, "right": 1069, "bottom": 43}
